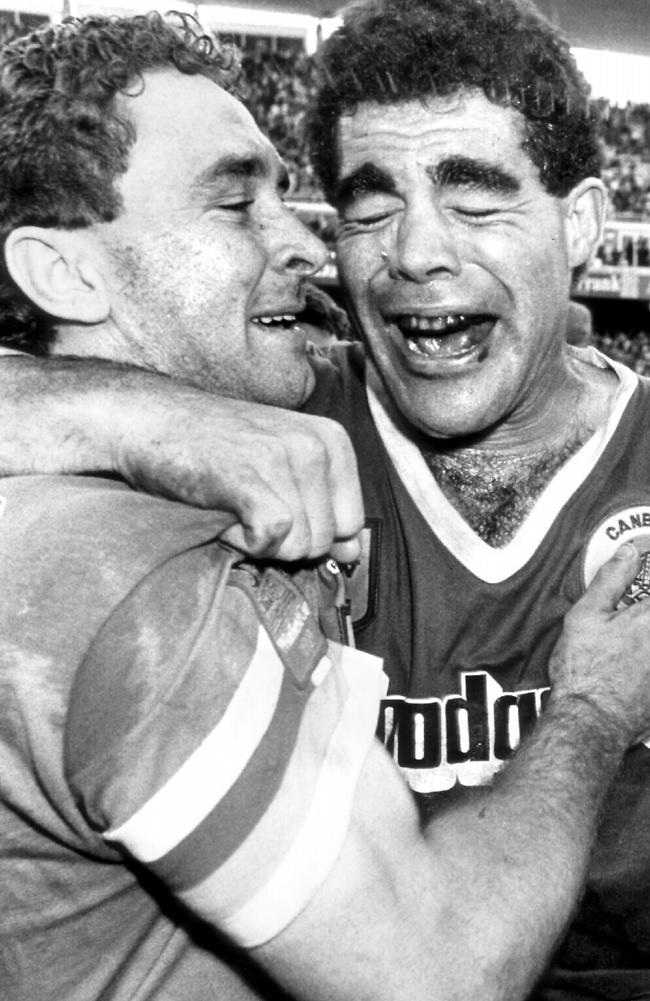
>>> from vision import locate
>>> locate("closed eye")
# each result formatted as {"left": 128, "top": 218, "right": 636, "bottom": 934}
{"left": 455, "top": 206, "right": 499, "bottom": 217}
{"left": 344, "top": 210, "right": 394, "bottom": 225}
{"left": 340, "top": 200, "right": 401, "bottom": 229}
{"left": 220, "top": 199, "right": 254, "bottom": 211}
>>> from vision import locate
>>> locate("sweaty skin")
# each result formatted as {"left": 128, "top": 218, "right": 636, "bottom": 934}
{"left": 335, "top": 92, "right": 612, "bottom": 540}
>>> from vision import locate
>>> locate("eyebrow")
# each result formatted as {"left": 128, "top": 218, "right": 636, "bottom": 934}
{"left": 431, "top": 156, "right": 520, "bottom": 194}
{"left": 334, "top": 154, "right": 520, "bottom": 208}
{"left": 193, "top": 154, "right": 290, "bottom": 193}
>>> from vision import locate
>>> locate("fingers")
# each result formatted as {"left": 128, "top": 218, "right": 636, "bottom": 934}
{"left": 220, "top": 498, "right": 296, "bottom": 558}
{"left": 329, "top": 536, "right": 362, "bottom": 564}
{"left": 117, "top": 385, "right": 364, "bottom": 563}
{"left": 574, "top": 543, "right": 641, "bottom": 615}
{"left": 273, "top": 422, "right": 363, "bottom": 562}
{"left": 324, "top": 422, "right": 365, "bottom": 549}
{"left": 216, "top": 416, "right": 364, "bottom": 562}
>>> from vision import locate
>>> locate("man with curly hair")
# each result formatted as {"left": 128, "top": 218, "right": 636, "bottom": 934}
{"left": 303, "top": 4, "right": 650, "bottom": 996}
{"left": 2, "top": 5, "right": 650, "bottom": 1001}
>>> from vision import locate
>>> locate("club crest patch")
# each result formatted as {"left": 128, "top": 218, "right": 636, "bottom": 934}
{"left": 582, "top": 505, "right": 650, "bottom": 605}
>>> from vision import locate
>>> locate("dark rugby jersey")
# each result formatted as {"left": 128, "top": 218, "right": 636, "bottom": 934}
{"left": 305, "top": 341, "right": 650, "bottom": 1000}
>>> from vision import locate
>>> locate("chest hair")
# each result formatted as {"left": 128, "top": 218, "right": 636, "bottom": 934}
{"left": 422, "top": 434, "right": 590, "bottom": 548}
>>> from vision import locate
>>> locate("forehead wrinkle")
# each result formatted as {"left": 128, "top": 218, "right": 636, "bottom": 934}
{"left": 430, "top": 156, "right": 521, "bottom": 194}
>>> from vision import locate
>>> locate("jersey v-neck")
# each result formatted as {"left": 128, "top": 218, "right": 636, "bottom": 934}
{"left": 366, "top": 349, "right": 638, "bottom": 583}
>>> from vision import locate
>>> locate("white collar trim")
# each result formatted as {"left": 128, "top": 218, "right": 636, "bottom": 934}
{"left": 366, "top": 351, "right": 638, "bottom": 583}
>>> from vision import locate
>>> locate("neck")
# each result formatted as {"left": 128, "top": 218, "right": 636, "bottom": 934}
{"left": 419, "top": 351, "right": 619, "bottom": 547}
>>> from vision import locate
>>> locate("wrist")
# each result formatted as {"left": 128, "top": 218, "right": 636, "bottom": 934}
{"left": 545, "top": 690, "right": 630, "bottom": 761}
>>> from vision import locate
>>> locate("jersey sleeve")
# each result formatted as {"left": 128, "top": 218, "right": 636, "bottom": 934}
{"left": 64, "top": 543, "right": 386, "bottom": 949}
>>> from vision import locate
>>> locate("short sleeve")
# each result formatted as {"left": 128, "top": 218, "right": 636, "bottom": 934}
{"left": 65, "top": 544, "right": 386, "bottom": 948}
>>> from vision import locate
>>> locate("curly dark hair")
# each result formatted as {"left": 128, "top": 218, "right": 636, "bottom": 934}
{"left": 308, "top": 0, "right": 601, "bottom": 205}
{"left": 0, "top": 11, "right": 240, "bottom": 353}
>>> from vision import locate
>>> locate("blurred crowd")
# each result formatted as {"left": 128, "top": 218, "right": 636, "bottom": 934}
{"left": 240, "top": 41, "right": 323, "bottom": 197}
{"left": 597, "top": 100, "right": 650, "bottom": 218}
{"left": 592, "top": 327, "right": 650, "bottom": 376}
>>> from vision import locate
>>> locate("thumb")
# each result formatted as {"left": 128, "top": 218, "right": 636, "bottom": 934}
{"left": 581, "top": 542, "right": 641, "bottom": 613}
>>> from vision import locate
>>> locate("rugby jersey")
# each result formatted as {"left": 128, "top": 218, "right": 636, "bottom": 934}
{"left": 0, "top": 474, "right": 384, "bottom": 1000}
{"left": 305, "top": 342, "right": 650, "bottom": 1001}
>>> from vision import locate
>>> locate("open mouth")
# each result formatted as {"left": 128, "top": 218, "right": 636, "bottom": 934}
{"left": 394, "top": 313, "right": 495, "bottom": 359}
{"left": 250, "top": 313, "right": 299, "bottom": 330}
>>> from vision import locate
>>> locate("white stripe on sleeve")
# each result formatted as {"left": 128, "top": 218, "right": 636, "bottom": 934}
{"left": 185, "top": 644, "right": 387, "bottom": 947}
{"left": 104, "top": 624, "right": 285, "bottom": 862}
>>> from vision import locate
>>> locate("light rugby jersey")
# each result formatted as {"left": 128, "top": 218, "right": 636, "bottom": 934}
{"left": 0, "top": 475, "right": 385, "bottom": 1001}
{"left": 65, "top": 551, "right": 385, "bottom": 948}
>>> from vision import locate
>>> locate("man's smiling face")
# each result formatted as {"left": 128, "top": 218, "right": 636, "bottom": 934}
{"left": 71, "top": 70, "right": 326, "bottom": 409}
{"left": 335, "top": 89, "right": 595, "bottom": 443}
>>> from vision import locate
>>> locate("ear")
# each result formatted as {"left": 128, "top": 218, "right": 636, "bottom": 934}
{"left": 564, "top": 178, "right": 607, "bottom": 270}
{"left": 4, "top": 226, "right": 110, "bottom": 325}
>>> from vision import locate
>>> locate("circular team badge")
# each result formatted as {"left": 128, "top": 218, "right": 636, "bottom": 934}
{"left": 582, "top": 505, "right": 650, "bottom": 606}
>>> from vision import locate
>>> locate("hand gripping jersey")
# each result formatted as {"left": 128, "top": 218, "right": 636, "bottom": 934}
{"left": 305, "top": 342, "right": 650, "bottom": 1001}
{"left": 0, "top": 474, "right": 384, "bottom": 1001}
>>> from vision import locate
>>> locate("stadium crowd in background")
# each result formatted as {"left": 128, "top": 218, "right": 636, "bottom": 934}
{"left": 593, "top": 325, "right": 650, "bottom": 374}
{"left": 241, "top": 41, "right": 323, "bottom": 197}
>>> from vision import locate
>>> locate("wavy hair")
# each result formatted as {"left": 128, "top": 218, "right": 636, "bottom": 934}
{"left": 309, "top": 0, "right": 601, "bottom": 205}
{"left": 0, "top": 12, "right": 240, "bottom": 352}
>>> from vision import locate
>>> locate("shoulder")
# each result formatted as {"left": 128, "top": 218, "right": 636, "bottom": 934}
{"left": 65, "top": 552, "right": 386, "bottom": 948}
{"left": 0, "top": 474, "right": 238, "bottom": 670}
{"left": 0, "top": 473, "right": 234, "bottom": 572}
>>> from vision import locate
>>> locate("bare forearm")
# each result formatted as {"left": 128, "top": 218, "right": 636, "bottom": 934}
{"left": 423, "top": 694, "right": 626, "bottom": 1001}
{"left": 258, "top": 696, "right": 626, "bottom": 1001}
{"left": 0, "top": 355, "right": 127, "bottom": 474}
{"left": 241, "top": 551, "right": 650, "bottom": 1001}
{"left": 0, "top": 355, "right": 364, "bottom": 560}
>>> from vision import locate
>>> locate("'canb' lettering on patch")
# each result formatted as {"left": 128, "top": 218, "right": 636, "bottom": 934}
{"left": 582, "top": 505, "right": 650, "bottom": 603}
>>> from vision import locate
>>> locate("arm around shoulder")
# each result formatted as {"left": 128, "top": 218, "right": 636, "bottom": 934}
{"left": 0, "top": 354, "right": 363, "bottom": 560}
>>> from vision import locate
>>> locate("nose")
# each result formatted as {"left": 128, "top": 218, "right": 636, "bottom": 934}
{"left": 390, "top": 202, "right": 462, "bottom": 283}
{"left": 268, "top": 204, "right": 328, "bottom": 278}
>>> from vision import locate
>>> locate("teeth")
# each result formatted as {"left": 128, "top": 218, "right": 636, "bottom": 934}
{"left": 251, "top": 314, "right": 296, "bottom": 325}
{"left": 398, "top": 314, "right": 467, "bottom": 333}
